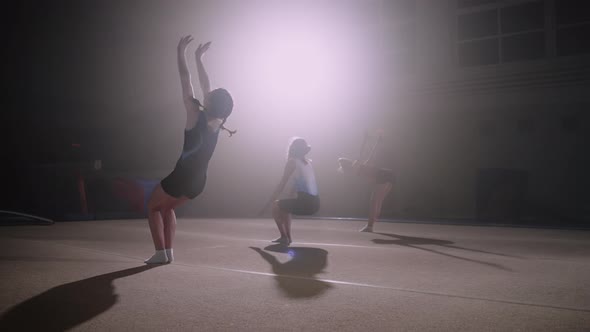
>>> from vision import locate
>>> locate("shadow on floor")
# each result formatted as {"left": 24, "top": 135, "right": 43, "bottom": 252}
{"left": 372, "top": 232, "right": 515, "bottom": 271}
{"left": 250, "top": 244, "right": 332, "bottom": 298}
{"left": 0, "top": 265, "right": 159, "bottom": 332}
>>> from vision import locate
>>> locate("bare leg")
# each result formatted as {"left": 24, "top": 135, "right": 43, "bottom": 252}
{"left": 163, "top": 197, "right": 188, "bottom": 250}
{"left": 162, "top": 208, "right": 177, "bottom": 249}
{"left": 160, "top": 208, "right": 177, "bottom": 263}
{"left": 272, "top": 201, "right": 286, "bottom": 238}
{"left": 283, "top": 212, "right": 292, "bottom": 243}
{"left": 148, "top": 209, "right": 165, "bottom": 249}
{"left": 362, "top": 182, "right": 392, "bottom": 232}
{"left": 271, "top": 201, "right": 291, "bottom": 244}
{"left": 145, "top": 185, "right": 182, "bottom": 264}
{"left": 147, "top": 186, "right": 168, "bottom": 250}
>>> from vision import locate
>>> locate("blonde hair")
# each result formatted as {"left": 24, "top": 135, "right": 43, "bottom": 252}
{"left": 287, "top": 137, "right": 311, "bottom": 162}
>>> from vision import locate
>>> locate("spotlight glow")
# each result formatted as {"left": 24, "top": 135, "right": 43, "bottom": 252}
{"left": 225, "top": 3, "right": 376, "bottom": 118}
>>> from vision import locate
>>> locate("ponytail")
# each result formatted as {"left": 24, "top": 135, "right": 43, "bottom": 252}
{"left": 220, "top": 118, "right": 237, "bottom": 137}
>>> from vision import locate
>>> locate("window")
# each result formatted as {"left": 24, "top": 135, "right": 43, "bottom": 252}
{"left": 458, "top": 9, "right": 498, "bottom": 40}
{"left": 456, "top": 0, "right": 546, "bottom": 66}
{"left": 556, "top": 0, "right": 590, "bottom": 25}
{"left": 459, "top": 39, "right": 499, "bottom": 66}
{"left": 556, "top": 0, "right": 590, "bottom": 56}
{"left": 501, "top": 1, "right": 544, "bottom": 34}
{"left": 502, "top": 31, "right": 545, "bottom": 62}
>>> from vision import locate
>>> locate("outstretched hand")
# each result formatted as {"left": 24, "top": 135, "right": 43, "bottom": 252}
{"left": 195, "top": 41, "right": 212, "bottom": 59}
{"left": 178, "top": 35, "right": 194, "bottom": 52}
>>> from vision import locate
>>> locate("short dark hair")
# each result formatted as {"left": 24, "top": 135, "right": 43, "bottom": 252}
{"left": 207, "top": 88, "right": 234, "bottom": 119}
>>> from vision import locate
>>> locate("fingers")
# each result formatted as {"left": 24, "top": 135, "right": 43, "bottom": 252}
{"left": 178, "top": 35, "right": 194, "bottom": 48}
{"left": 196, "top": 41, "right": 213, "bottom": 55}
{"left": 179, "top": 36, "right": 212, "bottom": 54}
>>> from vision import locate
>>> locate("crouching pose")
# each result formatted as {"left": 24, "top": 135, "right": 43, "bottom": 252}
{"left": 260, "top": 138, "right": 320, "bottom": 245}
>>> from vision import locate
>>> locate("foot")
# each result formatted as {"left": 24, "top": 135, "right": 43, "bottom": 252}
{"left": 271, "top": 237, "right": 291, "bottom": 245}
{"left": 144, "top": 250, "right": 169, "bottom": 264}
{"left": 272, "top": 236, "right": 288, "bottom": 243}
{"left": 359, "top": 225, "right": 373, "bottom": 233}
{"left": 165, "top": 248, "right": 174, "bottom": 263}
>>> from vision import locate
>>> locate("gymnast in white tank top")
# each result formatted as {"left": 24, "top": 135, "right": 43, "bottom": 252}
{"left": 260, "top": 137, "right": 320, "bottom": 245}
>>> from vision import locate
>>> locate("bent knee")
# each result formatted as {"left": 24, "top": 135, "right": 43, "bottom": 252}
{"left": 147, "top": 200, "right": 162, "bottom": 213}
{"left": 272, "top": 200, "right": 289, "bottom": 215}
{"left": 272, "top": 200, "right": 283, "bottom": 214}
{"left": 148, "top": 195, "right": 167, "bottom": 213}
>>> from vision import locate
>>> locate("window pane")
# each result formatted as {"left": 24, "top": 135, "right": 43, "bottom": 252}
{"left": 458, "top": 38, "right": 499, "bottom": 66}
{"left": 502, "top": 32, "right": 545, "bottom": 62}
{"left": 458, "top": 9, "right": 498, "bottom": 40}
{"left": 557, "top": 25, "right": 590, "bottom": 56}
{"left": 556, "top": 0, "right": 590, "bottom": 25}
{"left": 501, "top": 1, "right": 544, "bottom": 34}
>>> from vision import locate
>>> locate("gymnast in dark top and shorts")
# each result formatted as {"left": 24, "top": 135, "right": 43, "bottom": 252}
{"left": 338, "top": 130, "right": 394, "bottom": 233}
{"left": 145, "top": 36, "right": 235, "bottom": 264}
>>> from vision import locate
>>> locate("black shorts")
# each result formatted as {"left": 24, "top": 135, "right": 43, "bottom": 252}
{"left": 278, "top": 192, "right": 320, "bottom": 215}
{"left": 160, "top": 166, "right": 207, "bottom": 199}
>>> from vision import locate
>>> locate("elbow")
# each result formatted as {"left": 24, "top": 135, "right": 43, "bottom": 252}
{"left": 183, "top": 95, "right": 196, "bottom": 103}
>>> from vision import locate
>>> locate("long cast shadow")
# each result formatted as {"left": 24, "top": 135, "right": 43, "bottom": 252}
{"left": 250, "top": 245, "right": 333, "bottom": 298}
{"left": 0, "top": 255, "right": 133, "bottom": 264}
{"left": 372, "top": 233, "right": 514, "bottom": 271}
{"left": 0, "top": 265, "right": 159, "bottom": 331}
{"left": 373, "top": 233, "right": 520, "bottom": 258}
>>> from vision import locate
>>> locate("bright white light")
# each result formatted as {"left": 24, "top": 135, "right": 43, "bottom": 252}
{"left": 257, "top": 26, "right": 338, "bottom": 103}
{"left": 225, "top": 4, "right": 373, "bottom": 117}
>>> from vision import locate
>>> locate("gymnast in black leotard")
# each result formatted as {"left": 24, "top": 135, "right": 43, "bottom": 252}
{"left": 145, "top": 36, "right": 235, "bottom": 264}
{"left": 160, "top": 107, "right": 221, "bottom": 200}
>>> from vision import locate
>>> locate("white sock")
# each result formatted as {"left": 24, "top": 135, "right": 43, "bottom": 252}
{"left": 360, "top": 225, "right": 373, "bottom": 232}
{"left": 144, "top": 250, "right": 168, "bottom": 264}
{"left": 165, "top": 248, "right": 174, "bottom": 263}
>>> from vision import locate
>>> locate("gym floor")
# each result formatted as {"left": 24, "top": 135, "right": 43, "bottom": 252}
{"left": 1, "top": 218, "right": 589, "bottom": 331}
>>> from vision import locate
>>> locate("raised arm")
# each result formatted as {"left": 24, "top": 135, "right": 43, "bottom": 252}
{"left": 360, "top": 129, "right": 383, "bottom": 166}
{"left": 178, "top": 36, "right": 196, "bottom": 107}
{"left": 195, "top": 42, "right": 212, "bottom": 98}
{"left": 259, "top": 159, "right": 296, "bottom": 215}
{"left": 365, "top": 134, "right": 382, "bottom": 165}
